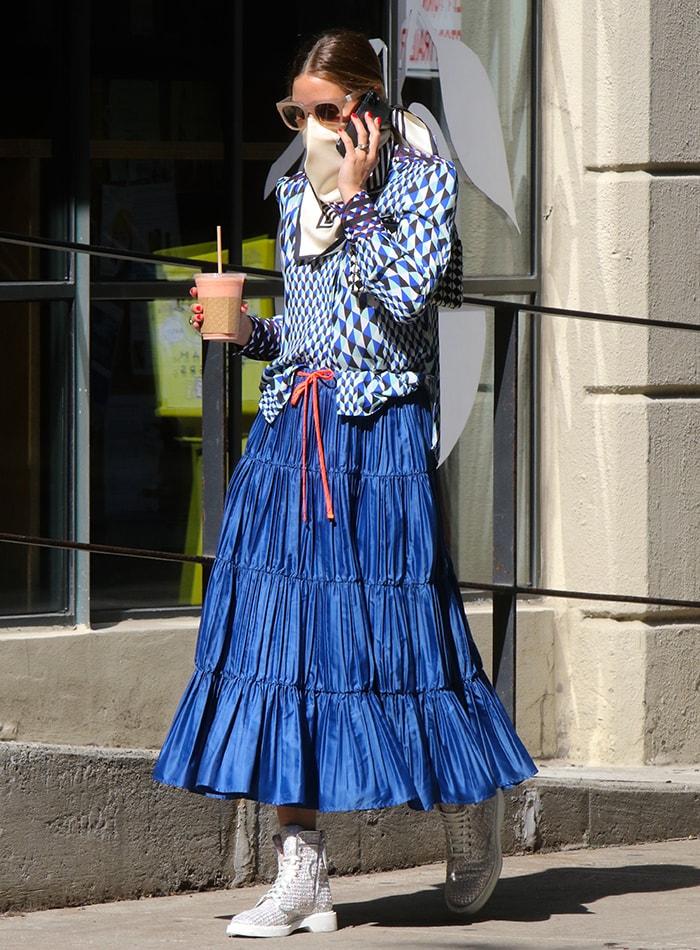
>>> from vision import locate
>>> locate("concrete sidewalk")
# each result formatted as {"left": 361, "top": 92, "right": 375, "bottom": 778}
{"left": 2, "top": 837, "right": 699, "bottom": 950}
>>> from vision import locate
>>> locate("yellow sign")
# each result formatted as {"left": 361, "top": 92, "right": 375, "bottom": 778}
{"left": 151, "top": 238, "right": 275, "bottom": 417}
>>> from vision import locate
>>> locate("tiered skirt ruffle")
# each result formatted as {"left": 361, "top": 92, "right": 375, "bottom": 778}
{"left": 153, "top": 377, "right": 536, "bottom": 811}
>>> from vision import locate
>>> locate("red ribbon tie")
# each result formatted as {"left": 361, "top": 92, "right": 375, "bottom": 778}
{"left": 290, "top": 369, "right": 335, "bottom": 522}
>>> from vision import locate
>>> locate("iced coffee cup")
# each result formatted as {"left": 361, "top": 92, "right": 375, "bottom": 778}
{"left": 193, "top": 271, "right": 246, "bottom": 341}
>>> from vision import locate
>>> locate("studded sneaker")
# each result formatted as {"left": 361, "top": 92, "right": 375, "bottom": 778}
{"left": 437, "top": 789, "right": 505, "bottom": 915}
{"left": 226, "top": 827, "right": 338, "bottom": 938}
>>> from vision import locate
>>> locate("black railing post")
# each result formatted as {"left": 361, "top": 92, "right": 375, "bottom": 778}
{"left": 201, "top": 341, "right": 228, "bottom": 590}
{"left": 227, "top": 0, "right": 244, "bottom": 482}
{"left": 201, "top": 0, "right": 242, "bottom": 598}
{"left": 492, "top": 304, "right": 519, "bottom": 723}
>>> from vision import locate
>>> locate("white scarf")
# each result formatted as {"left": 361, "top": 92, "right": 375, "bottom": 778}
{"left": 295, "top": 109, "right": 438, "bottom": 263}
{"left": 296, "top": 118, "right": 346, "bottom": 262}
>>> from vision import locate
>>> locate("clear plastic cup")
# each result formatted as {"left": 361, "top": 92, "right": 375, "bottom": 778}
{"left": 193, "top": 271, "right": 246, "bottom": 341}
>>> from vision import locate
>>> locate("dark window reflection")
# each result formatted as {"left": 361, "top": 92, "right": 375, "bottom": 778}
{"left": 0, "top": 301, "right": 70, "bottom": 616}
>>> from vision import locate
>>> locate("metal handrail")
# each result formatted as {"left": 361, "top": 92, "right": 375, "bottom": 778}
{"left": 3, "top": 235, "right": 700, "bottom": 720}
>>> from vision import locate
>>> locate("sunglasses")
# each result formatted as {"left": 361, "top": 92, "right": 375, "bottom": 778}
{"left": 276, "top": 92, "right": 364, "bottom": 131}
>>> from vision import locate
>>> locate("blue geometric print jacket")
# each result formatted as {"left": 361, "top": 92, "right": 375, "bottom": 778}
{"left": 240, "top": 143, "right": 459, "bottom": 453}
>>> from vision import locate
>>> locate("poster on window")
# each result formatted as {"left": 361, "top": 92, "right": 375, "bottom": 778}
{"left": 402, "top": 0, "right": 462, "bottom": 76}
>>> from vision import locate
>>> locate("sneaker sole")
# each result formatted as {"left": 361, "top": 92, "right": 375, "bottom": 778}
{"left": 226, "top": 909, "right": 338, "bottom": 938}
{"left": 445, "top": 789, "right": 505, "bottom": 916}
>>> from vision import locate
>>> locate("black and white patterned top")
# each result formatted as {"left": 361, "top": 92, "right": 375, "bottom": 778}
{"left": 241, "top": 143, "right": 459, "bottom": 452}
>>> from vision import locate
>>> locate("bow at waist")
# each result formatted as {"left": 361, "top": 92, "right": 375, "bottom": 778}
{"left": 290, "top": 369, "right": 335, "bottom": 522}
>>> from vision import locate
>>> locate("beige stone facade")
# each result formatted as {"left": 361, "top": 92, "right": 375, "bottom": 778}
{"left": 538, "top": 0, "right": 700, "bottom": 765}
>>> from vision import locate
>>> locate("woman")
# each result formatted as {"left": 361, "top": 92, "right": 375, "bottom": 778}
{"left": 153, "top": 29, "right": 536, "bottom": 939}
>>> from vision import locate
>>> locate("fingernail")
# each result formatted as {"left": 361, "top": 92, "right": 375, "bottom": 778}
{"left": 377, "top": 117, "right": 382, "bottom": 127}
{"left": 367, "top": 111, "right": 373, "bottom": 119}
{"left": 351, "top": 112, "right": 358, "bottom": 119}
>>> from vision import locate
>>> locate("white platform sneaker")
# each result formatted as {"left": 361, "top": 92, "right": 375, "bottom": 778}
{"left": 226, "top": 826, "right": 338, "bottom": 938}
{"left": 437, "top": 789, "right": 505, "bottom": 915}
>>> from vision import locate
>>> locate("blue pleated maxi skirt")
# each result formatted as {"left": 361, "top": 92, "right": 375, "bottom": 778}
{"left": 153, "top": 374, "right": 536, "bottom": 811}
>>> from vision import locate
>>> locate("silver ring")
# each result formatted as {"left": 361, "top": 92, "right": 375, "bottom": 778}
{"left": 356, "top": 143, "right": 369, "bottom": 152}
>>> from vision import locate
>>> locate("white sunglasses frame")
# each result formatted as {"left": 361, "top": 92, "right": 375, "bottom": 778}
{"left": 275, "top": 92, "right": 364, "bottom": 130}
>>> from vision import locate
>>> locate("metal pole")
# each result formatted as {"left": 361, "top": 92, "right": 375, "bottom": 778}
{"left": 71, "top": 0, "right": 91, "bottom": 628}
{"left": 228, "top": 0, "right": 244, "bottom": 477}
{"left": 492, "top": 304, "right": 519, "bottom": 722}
{"left": 200, "top": 2, "right": 242, "bottom": 590}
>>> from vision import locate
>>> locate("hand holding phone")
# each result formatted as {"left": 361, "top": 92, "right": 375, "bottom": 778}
{"left": 336, "top": 90, "right": 391, "bottom": 156}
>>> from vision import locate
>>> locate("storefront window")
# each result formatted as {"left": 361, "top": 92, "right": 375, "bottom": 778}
{"left": 457, "top": 2, "right": 533, "bottom": 277}
{"left": 0, "top": 300, "right": 71, "bottom": 615}
{"left": 0, "top": 0, "right": 536, "bottom": 621}
{"left": 397, "top": 1, "right": 535, "bottom": 582}
{"left": 400, "top": 0, "right": 534, "bottom": 277}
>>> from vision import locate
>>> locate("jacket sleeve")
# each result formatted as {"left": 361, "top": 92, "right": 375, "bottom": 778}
{"left": 237, "top": 312, "right": 282, "bottom": 361}
{"left": 340, "top": 155, "right": 459, "bottom": 323}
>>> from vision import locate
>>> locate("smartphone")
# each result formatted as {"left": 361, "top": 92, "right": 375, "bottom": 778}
{"left": 336, "top": 90, "right": 391, "bottom": 156}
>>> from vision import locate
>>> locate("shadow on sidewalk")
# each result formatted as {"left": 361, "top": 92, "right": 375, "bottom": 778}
{"left": 334, "top": 862, "right": 700, "bottom": 928}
